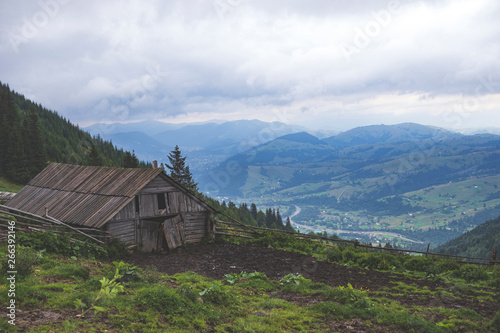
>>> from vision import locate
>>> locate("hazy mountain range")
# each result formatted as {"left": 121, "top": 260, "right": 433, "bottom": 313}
{"left": 86, "top": 120, "right": 316, "bottom": 172}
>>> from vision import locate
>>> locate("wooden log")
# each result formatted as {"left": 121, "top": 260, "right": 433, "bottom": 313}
{"left": 357, "top": 243, "right": 490, "bottom": 262}
{"left": 45, "top": 215, "right": 105, "bottom": 244}
{"left": 213, "top": 231, "right": 254, "bottom": 239}
{"left": 215, "top": 227, "right": 255, "bottom": 234}
{"left": 214, "top": 214, "right": 261, "bottom": 236}
{"left": 0, "top": 206, "right": 108, "bottom": 236}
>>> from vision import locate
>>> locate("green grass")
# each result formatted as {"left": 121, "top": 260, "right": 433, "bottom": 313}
{"left": 0, "top": 176, "right": 24, "bottom": 193}
{"left": 1, "top": 235, "right": 499, "bottom": 332}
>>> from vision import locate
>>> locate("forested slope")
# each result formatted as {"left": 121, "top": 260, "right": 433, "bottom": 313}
{"left": 434, "top": 215, "right": 500, "bottom": 258}
{"left": 0, "top": 82, "right": 145, "bottom": 184}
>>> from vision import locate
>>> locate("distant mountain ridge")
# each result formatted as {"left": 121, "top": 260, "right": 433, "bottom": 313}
{"left": 322, "top": 123, "right": 460, "bottom": 147}
{"left": 84, "top": 119, "right": 306, "bottom": 172}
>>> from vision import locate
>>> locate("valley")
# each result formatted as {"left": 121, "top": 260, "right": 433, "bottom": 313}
{"left": 84, "top": 119, "right": 500, "bottom": 249}
{"left": 198, "top": 124, "right": 500, "bottom": 249}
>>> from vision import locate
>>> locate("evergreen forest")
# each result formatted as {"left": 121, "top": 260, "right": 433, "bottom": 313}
{"left": 0, "top": 82, "right": 148, "bottom": 184}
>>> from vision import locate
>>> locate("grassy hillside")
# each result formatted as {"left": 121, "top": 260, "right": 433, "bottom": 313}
{"left": 0, "top": 177, "right": 23, "bottom": 193}
{"left": 434, "top": 215, "right": 500, "bottom": 258}
{"left": 204, "top": 127, "right": 500, "bottom": 248}
{"left": 1, "top": 230, "right": 499, "bottom": 332}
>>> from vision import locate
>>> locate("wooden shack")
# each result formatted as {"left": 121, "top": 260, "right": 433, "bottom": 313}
{"left": 5, "top": 163, "right": 217, "bottom": 251}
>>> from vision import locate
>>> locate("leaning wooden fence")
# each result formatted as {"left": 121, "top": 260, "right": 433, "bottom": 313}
{"left": 213, "top": 219, "right": 499, "bottom": 266}
{"left": 0, "top": 204, "right": 110, "bottom": 245}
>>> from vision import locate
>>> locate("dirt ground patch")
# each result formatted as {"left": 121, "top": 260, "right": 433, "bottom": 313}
{"left": 125, "top": 242, "right": 500, "bottom": 319}
{"left": 126, "top": 243, "right": 435, "bottom": 290}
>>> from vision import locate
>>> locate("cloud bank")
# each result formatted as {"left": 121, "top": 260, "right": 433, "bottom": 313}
{"left": 0, "top": 0, "right": 499, "bottom": 130}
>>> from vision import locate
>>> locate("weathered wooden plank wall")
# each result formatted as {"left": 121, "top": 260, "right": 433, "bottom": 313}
{"left": 184, "top": 212, "right": 209, "bottom": 243}
{"left": 110, "top": 200, "right": 135, "bottom": 221}
{"left": 107, "top": 220, "right": 136, "bottom": 244}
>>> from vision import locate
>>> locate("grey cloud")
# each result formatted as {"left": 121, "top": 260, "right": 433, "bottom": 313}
{"left": 0, "top": 0, "right": 498, "bottom": 129}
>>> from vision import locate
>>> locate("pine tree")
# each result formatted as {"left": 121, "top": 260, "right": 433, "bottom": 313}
{"left": 276, "top": 209, "right": 283, "bottom": 230}
{"left": 166, "top": 145, "right": 186, "bottom": 182}
{"left": 257, "top": 211, "right": 266, "bottom": 227}
{"left": 250, "top": 203, "right": 258, "bottom": 220}
{"left": 7, "top": 121, "right": 30, "bottom": 183}
{"left": 89, "top": 143, "right": 103, "bottom": 166}
{"left": 285, "top": 217, "right": 294, "bottom": 232}
{"left": 165, "top": 145, "right": 198, "bottom": 191}
{"left": 24, "top": 109, "right": 47, "bottom": 177}
{"left": 122, "top": 150, "right": 139, "bottom": 168}
{"left": 183, "top": 165, "right": 198, "bottom": 191}
{"left": 265, "top": 208, "right": 276, "bottom": 228}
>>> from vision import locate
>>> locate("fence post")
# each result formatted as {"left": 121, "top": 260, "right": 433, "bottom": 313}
{"left": 490, "top": 248, "right": 497, "bottom": 265}
{"left": 426, "top": 243, "right": 430, "bottom": 257}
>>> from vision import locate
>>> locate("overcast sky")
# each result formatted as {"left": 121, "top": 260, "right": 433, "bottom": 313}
{"left": 1, "top": 0, "right": 499, "bottom": 131}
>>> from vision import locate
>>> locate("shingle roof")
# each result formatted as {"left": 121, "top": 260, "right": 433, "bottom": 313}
{"left": 6, "top": 163, "right": 164, "bottom": 228}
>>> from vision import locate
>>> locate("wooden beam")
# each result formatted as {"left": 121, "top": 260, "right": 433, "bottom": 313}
{"left": 0, "top": 204, "right": 105, "bottom": 244}
{"left": 213, "top": 231, "right": 254, "bottom": 239}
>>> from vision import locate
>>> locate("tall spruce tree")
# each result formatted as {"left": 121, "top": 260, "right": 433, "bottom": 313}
{"left": 166, "top": 145, "right": 198, "bottom": 191}
{"left": 276, "top": 209, "right": 283, "bottom": 230}
{"left": 265, "top": 208, "right": 276, "bottom": 228}
{"left": 88, "top": 143, "right": 103, "bottom": 166}
{"left": 122, "top": 150, "right": 139, "bottom": 168}
{"left": 250, "top": 203, "right": 258, "bottom": 220}
{"left": 24, "top": 109, "right": 47, "bottom": 176}
{"left": 285, "top": 217, "right": 294, "bottom": 232}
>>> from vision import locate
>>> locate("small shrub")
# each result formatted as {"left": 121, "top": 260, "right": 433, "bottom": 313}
{"left": 280, "top": 273, "right": 310, "bottom": 287}
{"left": 223, "top": 272, "right": 241, "bottom": 285}
{"left": 487, "top": 265, "right": 500, "bottom": 288}
{"left": 136, "top": 285, "right": 186, "bottom": 313}
{"left": 456, "top": 264, "right": 489, "bottom": 282}
{"left": 74, "top": 261, "right": 125, "bottom": 317}
{"left": 342, "top": 247, "right": 360, "bottom": 264}
{"left": 241, "top": 271, "right": 268, "bottom": 281}
{"left": 435, "top": 260, "right": 460, "bottom": 273}
{"left": 199, "top": 281, "right": 229, "bottom": 304}
{"left": 114, "top": 261, "right": 142, "bottom": 282}
{"left": 403, "top": 256, "right": 432, "bottom": 273}
{"left": 330, "top": 283, "right": 372, "bottom": 308}
{"left": 325, "top": 247, "right": 344, "bottom": 263}
{"left": 17, "top": 232, "right": 111, "bottom": 259}
{"left": 1, "top": 246, "right": 41, "bottom": 279}
{"left": 106, "top": 238, "right": 127, "bottom": 258}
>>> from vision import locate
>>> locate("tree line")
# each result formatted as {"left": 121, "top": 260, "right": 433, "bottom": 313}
{"left": 203, "top": 196, "right": 294, "bottom": 232}
{"left": 0, "top": 82, "right": 150, "bottom": 184}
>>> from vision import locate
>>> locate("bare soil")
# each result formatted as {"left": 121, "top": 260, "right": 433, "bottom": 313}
{"left": 126, "top": 242, "right": 500, "bottom": 319}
